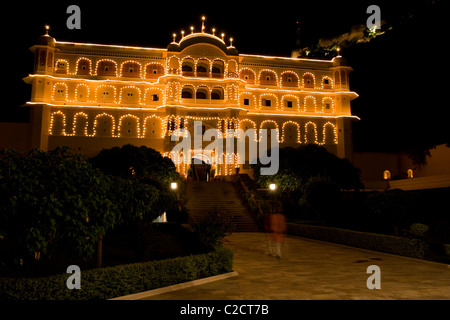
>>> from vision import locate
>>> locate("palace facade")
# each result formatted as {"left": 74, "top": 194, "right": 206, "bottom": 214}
{"left": 23, "top": 24, "right": 359, "bottom": 177}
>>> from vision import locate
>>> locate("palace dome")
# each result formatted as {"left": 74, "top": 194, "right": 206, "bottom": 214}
{"left": 37, "top": 34, "right": 56, "bottom": 47}
{"left": 168, "top": 33, "right": 238, "bottom": 56}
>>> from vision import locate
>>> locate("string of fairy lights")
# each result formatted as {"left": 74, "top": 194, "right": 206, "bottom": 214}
{"left": 54, "top": 56, "right": 339, "bottom": 89}
{"left": 48, "top": 77, "right": 339, "bottom": 113}
{"left": 48, "top": 110, "right": 338, "bottom": 144}
{"left": 33, "top": 20, "right": 354, "bottom": 175}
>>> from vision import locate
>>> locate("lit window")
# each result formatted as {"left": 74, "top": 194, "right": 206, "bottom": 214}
{"left": 262, "top": 99, "right": 271, "bottom": 107}
{"left": 383, "top": 170, "right": 391, "bottom": 180}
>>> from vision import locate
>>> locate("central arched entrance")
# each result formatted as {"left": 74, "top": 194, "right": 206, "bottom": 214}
{"left": 190, "top": 154, "right": 212, "bottom": 181}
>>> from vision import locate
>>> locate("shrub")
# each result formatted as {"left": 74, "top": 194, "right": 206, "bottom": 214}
{"left": 409, "top": 223, "right": 430, "bottom": 238}
{"left": 0, "top": 246, "right": 233, "bottom": 300}
{"left": 194, "top": 209, "right": 236, "bottom": 251}
{"left": 287, "top": 223, "right": 428, "bottom": 259}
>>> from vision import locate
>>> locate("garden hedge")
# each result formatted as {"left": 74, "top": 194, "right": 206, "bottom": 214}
{"left": 0, "top": 246, "right": 233, "bottom": 300}
{"left": 287, "top": 223, "right": 428, "bottom": 259}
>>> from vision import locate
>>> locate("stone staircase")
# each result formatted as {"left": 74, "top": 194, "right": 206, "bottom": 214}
{"left": 183, "top": 180, "right": 259, "bottom": 232}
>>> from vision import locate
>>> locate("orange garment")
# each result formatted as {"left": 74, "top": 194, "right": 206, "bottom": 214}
{"left": 270, "top": 213, "right": 286, "bottom": 243}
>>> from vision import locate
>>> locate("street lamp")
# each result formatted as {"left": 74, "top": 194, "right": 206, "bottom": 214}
{"left": 269, "top": 184, "right": 277, "bottom": 213}
{"left": 171, "top": 182, "right": 181, "bottom": 212}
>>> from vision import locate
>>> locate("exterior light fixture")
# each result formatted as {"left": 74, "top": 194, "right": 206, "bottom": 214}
{"left": 171, "top": 182, "right": 178, "bottom": 190}
{"left": 269, "top": 183, "right": 276, "bottom": 191}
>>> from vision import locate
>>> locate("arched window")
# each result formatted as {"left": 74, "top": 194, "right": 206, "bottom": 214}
{"left": 334, "top": 71, "right": 340, "bottom": 85}
{"left": 181, "top": 87, "right": 194, "bottom": 99}
{"left": 239, "top": 69, "right": 256, "bottom": 84}
{"left": 303, "top": 73, "right": 315, "bottom": 88}
{"left": 212, "top": 60, "right": 224, "bottom": 78}
{"left": 94, "top": 114, "right": 115, "bottom": 137}
{"left": 211, "top": 88, "right": 223, "bottom": 100}
{"left": 145, "top": 63, "right": 164, "bottom": 79}
{"left": 181, "top": 58, "right": 194, "bottom": 76}
{"left": 281, "top": 72, "right": 299, "bottom": 87}
{"left": 121, "top": 61, "right": 141, "bottom": 78}
{"left": 259, "top": 70, "right": 277, "bottom": 86}
{"left": 96, "top": 60, "right": 117, "bottom": 76}
{"left": 55, "top": 60, "right": 68, "bottom": 74}
{"left": 383, "top": 170, "right": 391, "bottom": 180}
{"left": 282, "top": 122, "right": 300, "bottom": 144}
{"left": 196, "top": 88, "right": 208, "bottom": 99}
{"left": 77, "top": 59, "right": 91, "bottom": 75}
{"left": 53, "top": 84, "right": 67, "bottom": 101}
{"left": 143, "top": 116, "right": 162, "bottom": 139}
{"left": 119, "top": 115, "right": 140, "bottom": 138}
{"left": 305, "top": 122, "right": 318, "bottom": 144}
{"left": 120, "top": 87, "right": 140, "bottom": 104}
{"left": 341, "top": 70, "right": 346, "bottom": 85}
{"left": 196, "top": 59, "right": 209, "bottom": 77}
{"left": 75, "top": 84, "right": 89, "bottom": 102}
{"left": 49, "top": 112, "right": 66, "bottom": 135}
{"left": 73, "top": 112, "right": 88, "bottom": 136}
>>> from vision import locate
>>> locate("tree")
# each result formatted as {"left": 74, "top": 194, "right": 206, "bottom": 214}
{"left": 254, "top": 145, "right": 363, "bottom": 192}
{"left": 299, "top": 176, "right": 341, "bottom": 221}
{"left": 0, "top": 147, "right": 118, "bottom": 273}
{"left": 365, "top": 189, "right": 421, "bottom": 236}
{"left": 252, "top": 145, "right": 363, "bottom": 218}
{"left": 90, "top": 144, "right": 178, "bottom": 188}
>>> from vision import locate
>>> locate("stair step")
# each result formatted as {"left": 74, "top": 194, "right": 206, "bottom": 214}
{"left": 183, "top": 181, "right": 259, "bottom": 232}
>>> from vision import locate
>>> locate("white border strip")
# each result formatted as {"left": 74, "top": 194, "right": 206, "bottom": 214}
{"left": 109, "top": 271, "right": 239, "bottom": 300}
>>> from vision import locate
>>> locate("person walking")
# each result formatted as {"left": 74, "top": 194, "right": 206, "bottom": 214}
{"left": 269, "top": 212, "right": 286, "bottom": 259}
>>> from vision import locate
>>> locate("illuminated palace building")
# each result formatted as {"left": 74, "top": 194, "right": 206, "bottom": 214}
{"left": 24, "top": 23, "right": 359, "bottom": 177}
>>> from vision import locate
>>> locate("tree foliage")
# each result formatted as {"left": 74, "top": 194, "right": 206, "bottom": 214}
{"left": 0, "top": 148, "right": 116, "bottom": 271}
{"left": 254, "top": 144, "right": 363, "bottom": 191}
{"left": 0, "top": 147, "right": 166, "bottom": 274}
{"left": 90, "top": 144, "right": 178, "bottom": 188}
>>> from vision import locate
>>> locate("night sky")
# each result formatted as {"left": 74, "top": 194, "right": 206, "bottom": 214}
{"left": 2, "top": 0, "right": 447, "bottom": 153}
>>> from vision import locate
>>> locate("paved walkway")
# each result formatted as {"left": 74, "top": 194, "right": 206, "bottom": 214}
{"left": 142, "top": 232, "right": 450, "bottom": 300}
